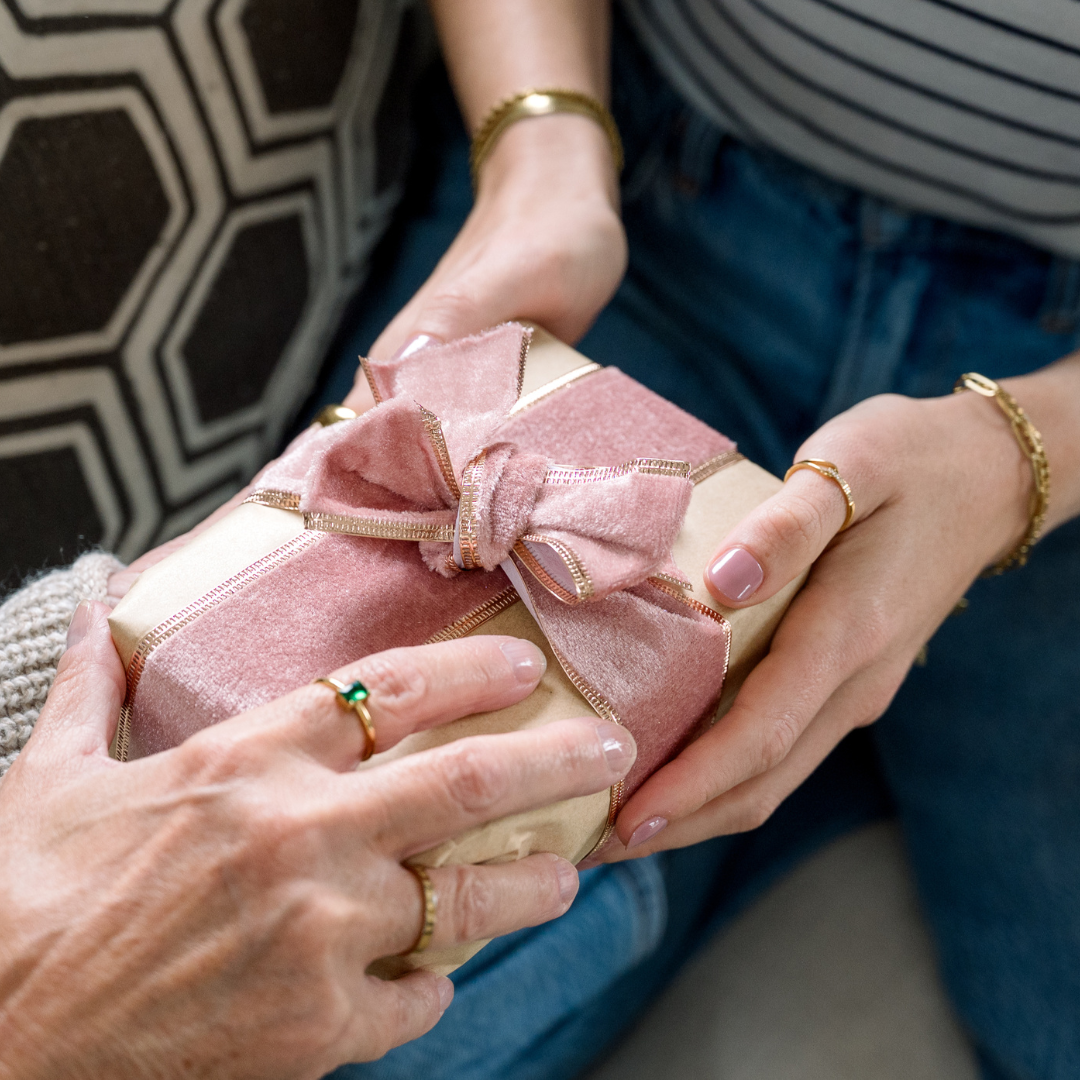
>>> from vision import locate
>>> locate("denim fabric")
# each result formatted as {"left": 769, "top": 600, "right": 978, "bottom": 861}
{"left": 322, "top": 24, "right": 1080, "bottom": 1080}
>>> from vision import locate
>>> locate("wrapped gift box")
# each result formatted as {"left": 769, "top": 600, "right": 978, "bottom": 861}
{"left": 109, "top": 324, "right": 804, "bottom": 975}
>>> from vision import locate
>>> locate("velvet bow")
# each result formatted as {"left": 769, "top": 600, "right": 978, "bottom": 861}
{"left": 296, "top": 324, "right": 696, "bottom": 605}
{"left": 254, "top": 324, "right": 732, "bottom": 855}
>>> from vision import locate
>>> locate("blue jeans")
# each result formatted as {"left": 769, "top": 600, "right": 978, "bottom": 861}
{"left": 323, "top": 25, "right": 1080, "bottom": 1080}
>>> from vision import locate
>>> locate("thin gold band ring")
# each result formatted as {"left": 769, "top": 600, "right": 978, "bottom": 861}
{"left": 403, "top": 865, "right": 437, "bottom": 955}
{"left": 312, "top": 677, "right": 376, "bottom": 761}
{"left": 783, "top": 459, "right": 856, "bottom": 532}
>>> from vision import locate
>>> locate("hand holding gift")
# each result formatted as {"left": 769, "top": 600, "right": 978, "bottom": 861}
{"left": 0, "top": 602, "right": 633, "bottom": 1077}
{"left": 108, "top": 324, "right": 803, "bottom": 973}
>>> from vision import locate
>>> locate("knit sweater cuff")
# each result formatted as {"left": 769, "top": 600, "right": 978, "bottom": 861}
{"left": 0, "top": 553, "right": 124, "bottom": 779}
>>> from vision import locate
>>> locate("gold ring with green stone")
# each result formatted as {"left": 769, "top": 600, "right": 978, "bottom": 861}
{"left": 313, "top": 677, "right": 376, "bottom": 760}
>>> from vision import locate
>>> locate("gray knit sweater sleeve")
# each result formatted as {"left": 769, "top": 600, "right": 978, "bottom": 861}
{"left": 0, "top": 553, "right": 123, "bottom": 779}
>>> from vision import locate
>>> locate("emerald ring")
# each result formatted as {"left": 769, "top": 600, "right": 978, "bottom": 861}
{"left": 313, "top": 677, "right": 376, "bottom": 760}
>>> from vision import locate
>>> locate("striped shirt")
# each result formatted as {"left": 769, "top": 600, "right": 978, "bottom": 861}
{"left": 624, "top": 0, "right": 1080, "bottom": 257}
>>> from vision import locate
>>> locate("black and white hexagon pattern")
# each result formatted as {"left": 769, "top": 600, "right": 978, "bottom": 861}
{"left": 0, "top": 0, "right": 425, "bottom": 595}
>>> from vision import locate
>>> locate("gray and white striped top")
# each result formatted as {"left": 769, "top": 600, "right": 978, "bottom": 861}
{"left": 624, "top": 0, "right": 1080, "bottom": 256}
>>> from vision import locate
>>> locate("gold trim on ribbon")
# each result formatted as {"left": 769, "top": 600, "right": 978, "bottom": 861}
{"left": 544, "top": 457, "right": 691, "bottom": 485}
{"left": 359, "top": 355, "right": 382, "bottom": 405}
{"left": 647, "top": 575, "right": 733, "bottom": 632}
{"left": 114, "top": 531, "right": 324, "bottom": 762}
{"left": 549, "top": 644, "right": 624, "bottom": 857}
{"left": 425, "top": 588, "right": 520, "bottom": 643}
{"left": 509, "top": 362, "right": 601, "bottom": 416}
{"left": 516, "top": 325, "right": 533, "bottom": 400}
{"left": 457, "top": 451, "right": 487, "bottom": 570}
{"left": 514, "top": 535, "right": 594, "bottom": 603}
{"left": 420, "top": 405, "right": 462, "bottom": 500}
{"left": 244, "top": 489, "right": 301, "bottom": 511}
{"left": 302, "top": 512, "right": 455, "bottom": 543}
{"left": 689, "top": 450, "right": 744, "bottom": 486}
{"left": 652, "top": 570, "right": 693, "bottom": 592}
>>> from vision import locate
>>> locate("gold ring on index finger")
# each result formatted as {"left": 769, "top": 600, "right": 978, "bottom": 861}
{"left": 784, "top": 459, "right": 856, "bottom": 532}
{"left": 312, "top": 677, "right": 377, "bottom": 760}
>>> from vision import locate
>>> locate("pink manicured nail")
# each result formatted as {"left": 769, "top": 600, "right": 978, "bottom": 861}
{"left": 707, "top": 547, "right": 764, "bottom": 603}
{"left": 627, "top": 816, "right": 668, "bottom": 850}
{"left": 66, "top": 601, "right": 91, "bottom": 650}
{"left": 392, "top": 333, "right": 441, "bottom": 361}
{"left": 499, "top": 639, "right": 546, "bottom": 684}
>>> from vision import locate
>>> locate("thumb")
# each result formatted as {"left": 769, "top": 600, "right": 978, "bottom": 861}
{"left": 27, "top": 601, "right": 127, "bottom": 772}
{"left": 703, "top": 462, "right": 867, "bottom": 608}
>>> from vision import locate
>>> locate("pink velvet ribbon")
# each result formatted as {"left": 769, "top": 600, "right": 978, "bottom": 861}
{"left": 256, "top": 324, "right": 733, "bottom": 851}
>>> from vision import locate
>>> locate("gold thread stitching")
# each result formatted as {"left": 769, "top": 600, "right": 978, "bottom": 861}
{"left": 113, "top": 531, "right": 324, "bottom": 762}
{"left": 420, "top": 405, "right": 461, "bottom": 500}
{"left": 359, "top": 356, "right": 382, "bottom": 404}
{"left": 689, "top": 451, "right": 744, "bottom": 485}
{"left": 302, "top": 512, "right": 455, "bottom": 543}
{"left": 516, "top": 326, "right": 533, "bottom": 400}
{"left": 652, "top": 570, "right": 693, "bottom": 592}
{"left": 548, "top": 644, "right": 624, "bottom": 857}
{"left": 425, "top": 588, "right": 520, "bottom": 643}
{"left": 543, "top": 458, "right": 691, "bottom": 485}
{"left": 457, "top": 451, "right": 486, "bottom": 570}
{"left": 646, "top": 575, "right": 733, "bottom": 631}
{"left": 513, "top": 536, "right": 594, "bottom": 603}
{"left": 244, "top": 489, "right": 301, "bottom": 511}
{"left": 509, "top": 362, "right": 601, "bottom": 416}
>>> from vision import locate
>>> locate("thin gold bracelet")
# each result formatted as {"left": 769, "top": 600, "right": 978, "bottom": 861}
{"left": 953, "top": 372, "right": 1050, "bottom": 575}
{"left": 469, "top": 87, "right": 623, "bottom": 191}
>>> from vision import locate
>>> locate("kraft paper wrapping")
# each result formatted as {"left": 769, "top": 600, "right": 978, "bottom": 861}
{"left": 110, "top": 332, "right": 804, "bottom": 978}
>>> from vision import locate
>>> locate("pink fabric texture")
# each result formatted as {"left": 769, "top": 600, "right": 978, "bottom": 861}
{"left": 127, "top": 324, "right": 738, "bottom": 859}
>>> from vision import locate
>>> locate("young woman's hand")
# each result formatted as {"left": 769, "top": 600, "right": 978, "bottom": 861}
{"left": 343, "top": 114, "right": 625, "bottom": 413}
{"left": 608, "top": 358, "right": 1080, "bottom": 857}
{"left": 0, "top": 607, "right": 635, "bottom": 1079}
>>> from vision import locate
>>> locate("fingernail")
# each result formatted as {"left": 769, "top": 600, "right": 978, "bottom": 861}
{"left": 626, "top": 816, "right": 668, "bottom": 850}
{"left": 392, "top": 333, "right": 441, "bottom": 362}
{"left": 552, "top": 856, "right": 579, "bottom": 905}
{"left": 595, "top": 721, "right": 636, "bottom": 774}
{"left": 500, "top": 639, "right": 546, "bottom": 684}
{"left": 66, "top": 601, "right": 91, "bottom": 650}
{"left": 707, "top": 547, "right": 764, "bottom": 603}
{"left": 437, "top": 977, "right": 454, "bottom": 1012}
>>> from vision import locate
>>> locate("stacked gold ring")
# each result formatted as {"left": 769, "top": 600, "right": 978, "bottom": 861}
{"left": 783, "top": 459, "right": 856, "bottom": 532}
{"left": 312, "top": 677, "right": 376, "bottom": 761}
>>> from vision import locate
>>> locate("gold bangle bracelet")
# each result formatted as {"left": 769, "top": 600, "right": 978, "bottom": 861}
{"left": 953, "top": 372, "right": 1050, "bottom": 575}
{"left": 469, "top": 88, "right": 624, "bottom": 190}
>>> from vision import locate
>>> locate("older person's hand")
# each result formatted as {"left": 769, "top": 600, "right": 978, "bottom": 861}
{"left": 0, "top": 603, "right": 635, "bottom": 1079}
{"left": 610, "top": 357, "right": 1080, "bottom": 857}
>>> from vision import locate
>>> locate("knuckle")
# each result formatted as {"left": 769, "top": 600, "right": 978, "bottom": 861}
{"left": 359, "top": 651, "right": 428, "bottom": 719}
{"left": 437, "top": 741, "right": 511, "bottom": 813}
{"left": 742, "top": 791, "right": 782, "bottom": 831}
{"left": 444, "top": 867, "right": 499, "bottom": 942}
{"left": 760, "top": 494, "right": 828, "bottom": 555}
{"left": 420, "top": 289, "right": 483, "bottom": 338}
{"left": 756, "top": 712, "right": 801, "bottom": 774}
{"left": 854, "top": 599, "right": 895, "bottom": 664}
{"left": 857, "top": 674, "right": 904, "bottom": 728}
{"left": 178, "top": 728, "right": 264, "bottom": 783}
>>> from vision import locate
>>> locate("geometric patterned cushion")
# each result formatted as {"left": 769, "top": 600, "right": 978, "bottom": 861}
{"left": 0, "top": 0, "right": 428, "bottom": 595}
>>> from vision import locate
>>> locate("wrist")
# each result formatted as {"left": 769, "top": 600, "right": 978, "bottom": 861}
{"left": 939, "top": 388, "right": 1034, "bottom": 570}
{"left": 477, "top": 111, "right": 620, "bottom": 210}
{"left": 1000, "top": 354, "right": 1080, "bottom": 534}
